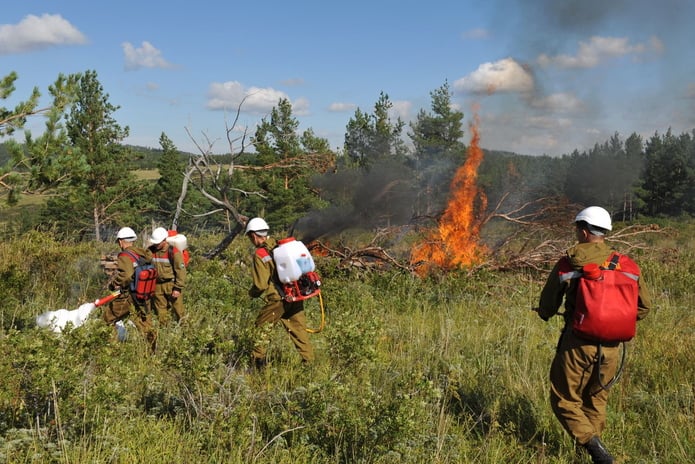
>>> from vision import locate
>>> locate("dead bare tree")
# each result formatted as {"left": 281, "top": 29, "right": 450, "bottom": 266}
{"left": 176, "top": 97, "right": 334, "bottom": 259}
{"left": 176, "top": 96, "right": 256, "bottom": 259}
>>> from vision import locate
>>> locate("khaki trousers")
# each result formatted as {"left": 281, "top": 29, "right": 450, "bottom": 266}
{"left": 151, "top": 280, "right": 185, "bottom": 326}
{"left": 549, "top": 331, "right": 620, "bottom": 445}
{"left": 252, "top": 299, "right": 314, "bottom": 363}
{"left": 102, "top": 293, "right": 157, "bottom": 352}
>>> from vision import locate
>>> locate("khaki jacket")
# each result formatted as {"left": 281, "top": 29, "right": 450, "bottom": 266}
{"left": 538, "top": 241, "right": 652, "bottom": 324}
{"left": 115, "top": 246, "right": 149, "bottom": 291}
{"left": 148, "top": 243, "right": 187, "bottom": 291}
{"left": 249, "top": 237, "right": 282, "bottom": 303}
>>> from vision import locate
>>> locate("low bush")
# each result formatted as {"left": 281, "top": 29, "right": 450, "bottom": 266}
{"left": 0, "top": 224, "right": 692, "bottom": 463}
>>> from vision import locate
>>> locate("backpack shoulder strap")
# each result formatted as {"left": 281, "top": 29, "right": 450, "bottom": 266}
{"left": 119, "top": 249, "right": 139, "bottom": 263}
{"left": 612, "top": 252, "right": 641, "bottom": 280}
{"left": 603, "top": 252, "right": 621, "bottom": 270}
{"left": 168, "top": 246, "right": 181, "bottom": 264}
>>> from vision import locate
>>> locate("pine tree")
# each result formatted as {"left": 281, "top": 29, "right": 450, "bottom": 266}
{"left": 408, "top": 82, "right": 465, "bottom": 216}
{"left": 250, "top": 98, "right": 332, "bottom": 230}
{"left": 42, "top": 70, "right": 150, "bottom": 240}
{"left": 1, "top": 73, "right": 77, "bottom": 205}
{"left": 155, "top": 132, "right": 185, "bottom": 222}
{"left": 639, "top": 129, "right": 695, "bottom": 216}
{"left": 344, "top": 92, "right": 406, "bottom": 169}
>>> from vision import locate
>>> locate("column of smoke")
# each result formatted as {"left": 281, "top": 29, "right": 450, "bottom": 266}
{"left": 292, "top": 157, "right": 437, "bottom": 244}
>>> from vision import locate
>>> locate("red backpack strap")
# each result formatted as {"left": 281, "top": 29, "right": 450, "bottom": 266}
{"left": 168, "top": 246, "right": 188, "bottom": 266}
{"left": 613, "top": 252, "right": 641, "bottom": 279}
{"left": 119, "top": 249, "right": 139, "bottom": 263}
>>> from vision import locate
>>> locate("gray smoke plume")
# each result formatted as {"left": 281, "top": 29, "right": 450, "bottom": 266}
{"left": 292, "top": 158, "right": 420, "bottom": 243}
{"left": 490, "top": 0, "right": 690, "bottom": 54}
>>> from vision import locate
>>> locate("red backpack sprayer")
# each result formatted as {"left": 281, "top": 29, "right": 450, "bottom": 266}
{"left": 273, "top": 237, "right": 325, "bottom": 333}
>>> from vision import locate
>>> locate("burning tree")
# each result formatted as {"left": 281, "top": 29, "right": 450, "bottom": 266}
{"left": 410, "top": 111, "right": 488, "bottom": 275}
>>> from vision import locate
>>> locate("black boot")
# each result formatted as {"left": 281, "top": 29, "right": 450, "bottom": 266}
{"left": 583, "top": 436, "right": 615, "bottom": 464}
{"left": 253, "top": 357, "right": 267, "bottom": 371}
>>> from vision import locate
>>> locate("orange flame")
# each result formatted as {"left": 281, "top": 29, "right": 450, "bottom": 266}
{"left": 307, "top": 240, "right": 330, "bottom": 257}
{"left": 411, "top": 108, "right": 488, "bottom": 275}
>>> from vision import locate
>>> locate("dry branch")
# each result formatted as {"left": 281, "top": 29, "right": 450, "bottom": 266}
{"left": 309, "top": 194, "right": 667, "bottom": 276}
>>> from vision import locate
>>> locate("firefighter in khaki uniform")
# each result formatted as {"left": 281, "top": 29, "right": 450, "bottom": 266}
{"left": 147, "top": 227, "right": 187, "bottom": 326}
{"left": 535, "top": 207, "right": 651, "bottom": 464}
{"left": 103, "top": 227, "right": 157, "bottom": 352}
{"left": 245, "top": 217, "right": 314, "bottom": 370}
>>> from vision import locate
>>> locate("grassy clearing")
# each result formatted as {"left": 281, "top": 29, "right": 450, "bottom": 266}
{"left": 0, "top": 170, "right": 158, "bottom": 239}
{"left": 0, "top": 223, "right": 692, "bottom": 463}
{"left": 133, "top": 169, "right": 160, "bottom": 181}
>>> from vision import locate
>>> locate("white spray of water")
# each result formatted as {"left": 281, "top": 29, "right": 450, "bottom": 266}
{"left": 36, "top": 302, "right": 133, "bottom": 341}
{"left": 36, "top": 302, "right": 97, "bottom": 333}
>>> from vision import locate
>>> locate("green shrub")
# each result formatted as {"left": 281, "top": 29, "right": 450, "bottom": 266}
{"left": 0, "top": 225, "right": 692, "bottom": 463}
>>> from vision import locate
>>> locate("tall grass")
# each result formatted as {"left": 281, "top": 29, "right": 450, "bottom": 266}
{"left": 0, "top": 223, "right": 692, "bottom": 463}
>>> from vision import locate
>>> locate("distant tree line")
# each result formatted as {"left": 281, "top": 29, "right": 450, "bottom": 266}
{"left": 1, "top": 71, "right": 693, "bottom": 243}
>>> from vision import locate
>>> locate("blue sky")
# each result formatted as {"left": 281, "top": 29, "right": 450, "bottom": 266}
{"left": 2, "top": 0, "right": 694, "bottom": 156}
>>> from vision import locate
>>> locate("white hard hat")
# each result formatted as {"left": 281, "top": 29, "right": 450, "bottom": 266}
{"left": 149, "top": 227, "right": 169, "bottom": 245}
{"left": 575, "top": 206, "right": 612, "bottom": 232}
{"left": 245, "top": 217, "right": 269, "bottom": 236}
{"left": 116, "top": 227, "right": 137, "bottom": 241}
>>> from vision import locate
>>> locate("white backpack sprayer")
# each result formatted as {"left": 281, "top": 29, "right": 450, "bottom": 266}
{"left": 273, "top": 237, "right": 325, "bottom": 333}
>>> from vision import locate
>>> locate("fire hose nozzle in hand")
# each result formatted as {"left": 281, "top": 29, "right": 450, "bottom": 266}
{"left": 94, "top": 290, "right": 121, "bottom": 307}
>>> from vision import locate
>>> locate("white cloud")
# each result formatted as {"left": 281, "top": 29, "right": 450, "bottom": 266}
{"left": 454, "top": 58, "right": 535, "bottom": 95}
{"left": 529, "top": 93, "right": 584, "bottom": 113}
{"left": 390, "top": 100, "right": 412, "bottom": 121}
{"left": 647, "top": 36, "right": 664, "bottom": 55}
{"left": 525, "top": 116, "right": 573, "bottom": 130}
{"left": 537, "top": 35, "right": 662, "bottom": 69}
{"left": 206, "top": 81, "right": 294, "bottom": 114}
{"left": 293, "top": 97, "right": 311, "bottom": 116}
{"left": 0, "top": 14, "right": 87, "bottom": 55}
{"left": 122, "top": 41, "right": 174, "bottom": 70}
{"left": 328, "top": 102, "right": 357, "bottom": 112}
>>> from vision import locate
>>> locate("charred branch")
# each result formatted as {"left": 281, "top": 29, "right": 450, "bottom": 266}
{"left": 308, "top": 195, "right": 666, "bottom": 277}
{"left": 310, "top": 240, "right": 412, "bottom": 272}
{"left": 203, "top": 222, "right": 245, "bottom": 260}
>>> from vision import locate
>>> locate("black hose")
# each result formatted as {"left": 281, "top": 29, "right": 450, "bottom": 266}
{"left": 596, "top": 342, "right": 627, "bottom": 391}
